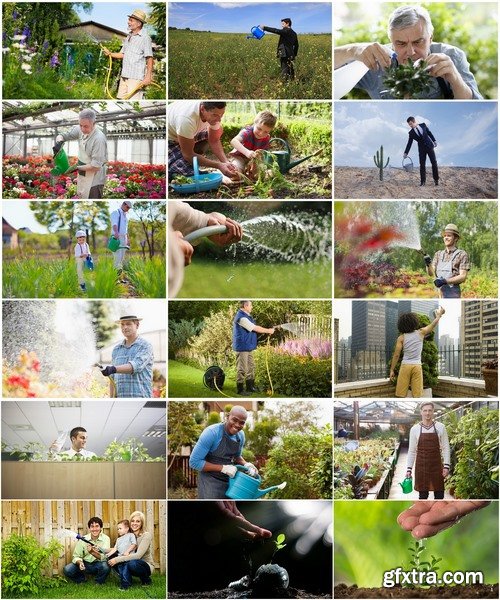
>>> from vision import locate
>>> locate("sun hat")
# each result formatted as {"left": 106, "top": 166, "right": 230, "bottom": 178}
{"left": 127, "top": 9, "right": 147, "bottom": 24}
{"left": 441, "top": 224, "right": 460, "bottom": 239}
{"left": 115, "top": 315, "right": 143, "bottom": 323}
{"left": 76, "top": 229, "right": 86, "bottom": 238}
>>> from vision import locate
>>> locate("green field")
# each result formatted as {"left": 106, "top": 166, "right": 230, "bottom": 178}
{"left": 168, "top": 30, "right": 332, "bottom": 99}
{"left": 177, "top": 259, "right": 332, "bottom": 298}
{"left": 3, "top": 256, "right": 166, "bottom": 299}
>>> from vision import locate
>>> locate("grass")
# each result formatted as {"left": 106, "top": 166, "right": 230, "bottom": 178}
{"left": 168, "top": 360, "right": 286, "bottom": 398}
{"left": 168, "top": 30, "right": 332, "bottom": 99}
{"left": 3, "top": 255, "right": 166, "bottom": 299}
{"left": 177, "top": 260, "right": 331, "bottom": 298}
{"left": 3, "top": 573, "right": 166, "bottom": 599}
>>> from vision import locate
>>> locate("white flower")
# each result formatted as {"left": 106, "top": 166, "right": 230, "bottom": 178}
{"left": 12, "top": 34, "right": 27, "bottom": 41}
{"left": 21, "top": 63, "right": 32, "bottom": 73}
{"left": 11, "top": 43, "right": 22, "bottom": 49}
{"left": 3, "top": 47, "right": 10, "bottom": 53}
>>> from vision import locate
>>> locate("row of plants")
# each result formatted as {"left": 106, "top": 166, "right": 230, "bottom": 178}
{"left": 3, "top": 157, "right": 166, "bottom": 199}
{"left": 334, "top": 436, "right": 399, "bottom": 499}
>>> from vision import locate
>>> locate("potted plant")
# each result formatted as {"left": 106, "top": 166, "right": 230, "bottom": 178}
{"left": 481, "top": 357, "right": 498, "bottom": 396}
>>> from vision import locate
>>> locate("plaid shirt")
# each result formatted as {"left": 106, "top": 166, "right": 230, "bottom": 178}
{"left": 168, "top": 130, "right": 208, "bottom": 178}
{"left": 111, "top": 337, "right": 153, "bottom": 398}
{"left": 121, "top": 30, "right": 153, "bottom": 80}
{"left": 432, "top": 247, "right": 470, "bottom": 277}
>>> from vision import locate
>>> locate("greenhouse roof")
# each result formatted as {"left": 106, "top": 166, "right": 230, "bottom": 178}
{"left": 334, "top": 400, "right": 474, "bottom": 422}
{"left": 2, "top": 101, "right": 166, "bottom": 137}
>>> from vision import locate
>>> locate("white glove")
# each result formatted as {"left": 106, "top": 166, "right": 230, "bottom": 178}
{"left": 56, "top": 135, "right": 64, "bottom": 143}
{"left": 244, "top": 462, "right": 258, "bottom": 477}
{"left": 221, "top": 464, "right": 237, "bottom": 478}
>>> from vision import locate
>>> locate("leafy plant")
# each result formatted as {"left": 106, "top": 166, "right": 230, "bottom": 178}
{"left": 102, "top": 437, "right": 164, "bottom": 462}
{"left": 401, "top": 540, "right": 442, "bottom": 588}
{"left": 270, "top": 534, "right": 286, "bottom": 564}
{"left": 382, "top": 58, "right": 433, "bottom": 99}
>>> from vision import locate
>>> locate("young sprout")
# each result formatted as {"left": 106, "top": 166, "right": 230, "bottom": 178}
{"left": 270, "top": 533, "right": 287, "bottom": 563}
{"left": 403, "top": 539, "right": 442, "bottom": 588}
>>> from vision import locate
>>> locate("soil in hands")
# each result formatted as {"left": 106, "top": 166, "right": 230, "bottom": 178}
{"left": 168, "top": 588, "right": 331, "bottom": 598}
{"left": 334, "top": 583, "right": 499, "bottom": 598}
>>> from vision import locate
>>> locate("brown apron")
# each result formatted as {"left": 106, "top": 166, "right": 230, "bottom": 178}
{"left": 415, "top": 423, "right": 444, "bottom": 492}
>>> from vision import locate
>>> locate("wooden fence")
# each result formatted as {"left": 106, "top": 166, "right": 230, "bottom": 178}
{"left": 1, "top": 500, "right": 166, "bottom": 575}
{"left": 168, "top": 455, "right": 197, "bottom": 488}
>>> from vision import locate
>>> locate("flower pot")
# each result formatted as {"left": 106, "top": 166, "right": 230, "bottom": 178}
{"left": 482, "top": 368, "right": 498, "bottom": 396}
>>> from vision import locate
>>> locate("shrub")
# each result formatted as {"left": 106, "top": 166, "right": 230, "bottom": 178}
{"left": 2, "top": 533, "right": 62, "bottom": 596}
{"left": 168, "top": 319, "right": 202, "bottom": 359}
{"left": 277, "top": 338, "right": 332, "bottom": 359}
{"left": 254, "top": 347, "right": 331, "bottom": 397}
{"left": 206, "top": 411, "right": 221, "bottom": 426}
{"left": 187, "top": 307, "right": 234, "bottom": 369}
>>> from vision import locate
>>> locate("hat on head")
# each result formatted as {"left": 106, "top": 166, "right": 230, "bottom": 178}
{"left": 76, "top": 229, "right": 86, "bottom": 238}
{"left": 441, "top": 223, "right": 460, "bottom": 239}
{"left": 122, "top": 200, "right": 133, "bottom": 208}
{"left": 115, "top": 315, "right": 143, "bottom": 323}
{"left": 127, "top": 9, "right": 147, "bottom": 24}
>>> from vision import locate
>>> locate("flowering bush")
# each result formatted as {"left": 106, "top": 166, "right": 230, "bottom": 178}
{"left": 3, "top": 156, "right": 165, "bottom": 199}
{"left": 277, "top": 337, "right": 332, "bottom": 359}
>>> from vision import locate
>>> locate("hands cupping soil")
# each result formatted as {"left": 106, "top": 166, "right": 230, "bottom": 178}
{"left": 398, "top": 501, "right": 491, "bottom": 539}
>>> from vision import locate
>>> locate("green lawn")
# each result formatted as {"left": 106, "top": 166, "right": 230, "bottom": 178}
{"left": 168, "top": 360, "right": 286, "bottom": 398}
{"left": 177, "top": 260, "right": 331, "bottom": 298}
{"left": 3, "top": 573, "right": 165, "bottom": 599}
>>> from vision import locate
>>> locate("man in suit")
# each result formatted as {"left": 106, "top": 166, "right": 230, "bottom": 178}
{"left": 403, "top": 116, "right": 439, "bottom": 186}
{"left": 260, "top": 18, "right": 299, "bottom": 81}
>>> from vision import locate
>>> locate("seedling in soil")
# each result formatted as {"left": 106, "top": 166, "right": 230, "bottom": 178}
{"left": 401, "top": 539, "right": 442, "bottom": 587}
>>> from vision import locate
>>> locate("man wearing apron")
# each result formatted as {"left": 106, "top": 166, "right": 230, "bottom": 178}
{"left": 406, "top": 402, "right": 451, "bottom": 499}
{"left": 424, "top": 223, "right": 470, "bottom": 298}
{"left": 54, "top": 108, "right": 108, "bottom": 199}
{"left": 189, "top": 406, "right": 259, "bottom": 499}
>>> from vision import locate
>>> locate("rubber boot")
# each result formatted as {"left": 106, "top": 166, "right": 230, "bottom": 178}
{"left": 237, "top": 382, "right": 247, "bottom": 396}
{"left": 246, "top": 379, "right": 260, "bottom": 393}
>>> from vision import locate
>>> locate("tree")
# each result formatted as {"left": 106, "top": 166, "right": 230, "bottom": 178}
{"left": 245, "top": 415, "right": 280, "bottom": 458}
{"left": 86, "top": 301, "right": 116, "bottom": 350}
{"left": 131, "top": 201, "right": 166, "bottom": 258}
{"left": 167, "top": 402, "right": 202, "bottom": 470}
{"left": 265, "top": 401, "right": 320, "bottom": 437}
{"left": 148, "top": 2, "right": 166, "bottom": 46}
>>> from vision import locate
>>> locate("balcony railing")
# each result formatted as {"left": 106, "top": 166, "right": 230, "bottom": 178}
{"left": 334, "top": 342, "right": 498, "bottom": 383}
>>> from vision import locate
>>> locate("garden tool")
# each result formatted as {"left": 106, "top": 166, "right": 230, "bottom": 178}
{"left": 94, "top": 363, "right": 117, "bottom": 397}
{"left": 85, "top": 255, "right": 94, "bottom": 270}
{"left": 399, "top": 477, "right": 413, "bottom": 494}
{"left": 246, "top": 26, "right": 265, "bottom": 39}
{"left": 389, "top": 156, "right": 414, "bottom": 172}
{"left": 203, "top": 365, "right": 226, "bottom": 391}
{"left": 265, "top": 138, "right": 323, "bottom": 174}
{"left": 226, "top": 465, "right": 287, "bottom": 500}
{"left": 183, "top": 224, "right": 228, "bottom": 244}
{"left": 75, "top": 534, "right": 106, "bottom": 554}
{"left": 51, "top": 147, "right": 71, "bottom": 175}
{"left": 334, "top": 60, "right": 369, "bottom": 99}
{"left": 107, "top": 236, "right": 130, "bottom": 252}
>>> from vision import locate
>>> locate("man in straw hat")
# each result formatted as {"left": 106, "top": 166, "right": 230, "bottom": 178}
{"left": 423, "top": 223, "right": 470, "bottom": 298}
{"left": 102, "top": 9, "right": 153, "bottom": 99}
{"left": 100, "top": 316, "right": 153, "bottom": 397}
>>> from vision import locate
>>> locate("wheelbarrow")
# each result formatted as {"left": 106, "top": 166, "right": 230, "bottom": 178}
{"left": 170, "top": 156, "right": 223, "bottom": 194}
{"left": 265, "top": 138, "right": 323, "bottom": 174}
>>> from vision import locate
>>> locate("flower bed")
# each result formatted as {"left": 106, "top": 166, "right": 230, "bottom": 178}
{"left": 3, "top": 156, "right": 166, "bottom": 199}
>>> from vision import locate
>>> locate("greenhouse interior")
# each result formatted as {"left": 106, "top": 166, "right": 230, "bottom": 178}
{"left": 3, "top": 100, "right": 166, "bottom": 199}
{"left": 334, "top": 400, "right": 498, "bottom": 501}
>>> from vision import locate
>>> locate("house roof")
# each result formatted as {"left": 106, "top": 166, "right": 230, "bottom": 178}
{"left": 59, "top": 20, "right": 127, "bottom": 38}
{"left": 2, "top": 217, "right": 18, "bottom": 234}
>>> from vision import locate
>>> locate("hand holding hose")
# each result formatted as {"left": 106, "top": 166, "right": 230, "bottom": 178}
{"left": 423, "top": 254, "right": 432, "bottom": 266}
{"left": 100, "top": 365, "right": 117, "bottom": 377}
{"left": 206, "top": 214, "right": 243, "bottom": 247}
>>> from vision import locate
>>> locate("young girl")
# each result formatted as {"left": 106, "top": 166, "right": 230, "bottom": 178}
{"left": 74, "top": 229, "right": 91, "bottom": 292}
{"left": 390, "top": 307, "right": 445, "bottom": 397}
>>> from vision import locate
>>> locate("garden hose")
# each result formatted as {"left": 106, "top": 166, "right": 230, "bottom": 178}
{"left": 213, "top": 376, "right": 232, "bottom": 398}
{"left": 103, "top": 51, "right": 162, "bottom": 100}
{"left": 265, "top": 335, "right": 274, "bottom": 397}
{"left": 94, "top": 363, "right": 117, "bottom": 397}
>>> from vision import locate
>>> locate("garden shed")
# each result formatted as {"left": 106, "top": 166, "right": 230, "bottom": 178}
{"left": 334, "top": 400, "right": 498, "bottom": 501}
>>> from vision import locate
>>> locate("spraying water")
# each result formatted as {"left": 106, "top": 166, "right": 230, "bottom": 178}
{"left": 373, "top": 201, "right": 421, "bottom": 250}
{"left": 54, "top": 528, "right": 79, "bottom": 540}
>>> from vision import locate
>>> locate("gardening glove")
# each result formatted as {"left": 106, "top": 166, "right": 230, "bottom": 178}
{"left": 243, "top": 462, "right": 258, "bottom": 477}
{"left": 434, "top": 277, "right": 447, "bottom": 288}
{"left": 221, "top": 464, "right": 237, "bottom": 478}
{"left": 100, "top": 365, "right": 117, "bottom": 377}
{"left": 423, "top": 254, "right": 432, "bottom": 266}
{"left": 53, "top": 140, "right": 64, "bottom": 155}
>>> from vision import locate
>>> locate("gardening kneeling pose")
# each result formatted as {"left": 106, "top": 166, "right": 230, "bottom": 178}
{"left": 63, "top": 517, "right": 110, "bottom": 585}
{"left": 389, "top": 308, "right": 445, "bottom": 398}
{"left": 233, "top": 300, "right": 275, "bottom": 395}
{"left": 99, "top": 315, "right": 154, "bottom": 398}
{"left": 423, "top": 223, "right": 470, "bottom": 298}
{"left": 190, "top": 406, "right": 258, "bottom": 499}
{"left": 405, "top": 401, "right": 451, "bottom": 500}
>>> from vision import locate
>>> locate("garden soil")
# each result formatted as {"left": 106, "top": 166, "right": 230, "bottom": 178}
{"left": 169, "top": 587, "right": 331, "bottom": 598}
{"left": 334, "top": 583, "right": 498, "bottom": 598}
{"left": 334, "top": 167, "right": 497, "bottom": 199}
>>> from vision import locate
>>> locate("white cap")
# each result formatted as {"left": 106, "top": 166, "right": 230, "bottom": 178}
{"left": 76, "top": 230, "right": 86, "bottom": 237}
{"left": 122, "top": 200, "right": 133, "bottom": 208}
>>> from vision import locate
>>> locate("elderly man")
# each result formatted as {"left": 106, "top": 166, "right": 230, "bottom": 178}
{"left": 63, "top": 517, "right": 110, "bottom": 585}
{"left": 110, "top": 201, "right": 132, "bottom": 272}
{"left": 189, "top": 406, "right": 258, "bottom": 499}
{"left": 100, "top": 316, "right": 154, "bottom": 398}
{"left": 102, "top": 9, "right": 153, "bottom": 100}
{"left": 168, "top": 101, "right": 237, "bottom": 181}
{"left": 334, "top": 5, "right": 481, "bottom": 99}
{"left": 54, "top": 108, "right": 108, "bottom": 198}
{"left": 423, "top": 224, "right": 470, "bottom": 298}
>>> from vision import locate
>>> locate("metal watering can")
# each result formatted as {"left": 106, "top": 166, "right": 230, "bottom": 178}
{"left": 246, "top": 26, "right": 265, "bottom": 40}
{"left": 226, "top": 465, "right": 287, "bottom": 500}
{"left": 265, "top": 138, "right": 323, "bottom": 174}
{"left": 399, "top": 477, "right": 413, "bottom": 494}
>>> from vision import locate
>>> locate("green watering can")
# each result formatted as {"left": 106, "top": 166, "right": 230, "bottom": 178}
{"left": 399, "top": 477, "right": 413, "bottom": 494}
{"left": 265, "top": 138, "right": 323, "bottom": 174}
{"left": 50, "top": 148, "right": 71, "bottom": 175}
{"left": 107, "top": 237, "right": 130, "bottom": 252}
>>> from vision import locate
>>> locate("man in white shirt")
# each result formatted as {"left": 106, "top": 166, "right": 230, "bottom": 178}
{"left": 110, "top": 201, "right": 132, "bottom": 272}
{"left": 406, "top": 402, "right": 450, "bottom": 499}
{"left": 50, "top": 427, "right": 97, "bottom": 460}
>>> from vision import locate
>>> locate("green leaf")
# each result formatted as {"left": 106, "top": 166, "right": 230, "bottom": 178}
{"left": 276, "top": 533, "right": 286, "bottom": 544}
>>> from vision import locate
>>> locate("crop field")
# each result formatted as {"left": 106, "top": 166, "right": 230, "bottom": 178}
{"left": 168, "top": 30, "right": 332, "bottom": 99}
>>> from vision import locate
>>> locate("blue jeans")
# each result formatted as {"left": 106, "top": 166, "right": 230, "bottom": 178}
{"left": 63, "top": 560, "right": 110, "bottom": 584}
{"left": 114, "top": 559, "right": 151, "bottom": 586}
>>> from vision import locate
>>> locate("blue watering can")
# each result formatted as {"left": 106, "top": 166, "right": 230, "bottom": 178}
{"left": 399, "top": 477, "right": 413, "bottom": 494}
{"left": 85, "top": 255, "right": 94, "bottom": 271}
{"left": 247, "top": 26, "right": 265, "bottom": 40}
{"left": 226, "top": 465, "right": 286, "bottom": 500}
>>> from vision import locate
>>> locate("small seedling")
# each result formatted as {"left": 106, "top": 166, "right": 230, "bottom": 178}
{"left": 270, "top": 533, "right": 287, "bottom": 563}
{"left": 402, "top": 539, "right": 442, "bottom": 588}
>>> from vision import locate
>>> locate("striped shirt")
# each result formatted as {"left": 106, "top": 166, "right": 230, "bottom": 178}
{"left": 229, "top": 125, "right": 271, "bottom": 157}
{"left": 121, "top": 29, "right": 153, "bottom": 80}
{"left": 111, "top": 336, "right": 153, "bottom": 398}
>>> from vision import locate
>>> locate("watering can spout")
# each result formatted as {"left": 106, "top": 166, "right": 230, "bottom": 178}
{"left": 255, "top": 481, "right": 287, "bottom": 498}
{"left": 286, "top": 151, "right": 322, "bottom": 172}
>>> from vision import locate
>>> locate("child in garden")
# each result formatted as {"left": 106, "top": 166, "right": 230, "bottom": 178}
{"left": 229, "top": 110, "right": 277, "bottom": 175}
{"left": 74, "top": 229, "right": 91, "bottom": 292}
{"left": 389, "top": 307, "right": 445, "bottom": 398}
{"left": 106, "top": 519, "right": 137, "bottom": 591}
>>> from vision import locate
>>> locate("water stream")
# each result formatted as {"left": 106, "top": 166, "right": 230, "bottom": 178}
{"left": 372, "top": 201, "right": 421, "bottom": 250}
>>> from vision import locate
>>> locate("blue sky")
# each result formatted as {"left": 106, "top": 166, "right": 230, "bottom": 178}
{"left": 168, "top": 2, "right": 332, "bottom": 33}
{"left": 334, "top": 102, "right": 498, "bottom": 168}
{"left": 74, "top": 3, "right": 150, "bottom": 32}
